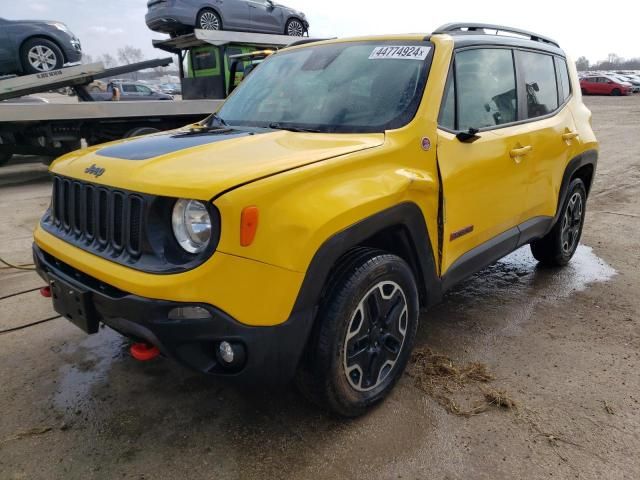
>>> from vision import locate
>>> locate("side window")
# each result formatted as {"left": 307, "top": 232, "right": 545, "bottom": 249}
{"left": 555, "top": 57, "right": 571, "bottom": 103}
{"left": 438, "top": 75, "right": 455, "bottom": 130}
{"left": 122, "top": 84, "right": 136, "bottom": 93}
{"left": 136, "top": 85, "right": 151, "bottom": 94}
{"left": 516, "top": 51, "right": 559, "bottom": 119}
{"left": 455, "top": 48, "right": 517, "bottom": 131}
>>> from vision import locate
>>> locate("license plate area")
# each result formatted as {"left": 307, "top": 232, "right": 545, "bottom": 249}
{"left": 49, "top": 275, "right": 99, "bottom": 334}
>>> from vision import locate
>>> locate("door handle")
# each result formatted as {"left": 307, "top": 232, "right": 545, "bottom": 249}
{"left": 509, "top": 145, "right": 533, "bottom": 159}
{"left": 562, "top": 131, "right": 579, "bottom": 141}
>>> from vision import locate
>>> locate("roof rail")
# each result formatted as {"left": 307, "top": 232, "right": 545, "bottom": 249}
{"left": 433, "top": 23, "right": 559, "bottom": 48}
{"left": 286, "top": 37, "right": 334, "bottom": 48}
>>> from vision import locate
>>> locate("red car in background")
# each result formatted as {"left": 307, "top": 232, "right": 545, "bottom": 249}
{"left": 580, "top": 76, "right": 632, "bottom": 96}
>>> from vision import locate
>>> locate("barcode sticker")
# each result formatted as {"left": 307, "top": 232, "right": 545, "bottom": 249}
{"left": 369, "top": 46, "right": 430, "bottom": 60}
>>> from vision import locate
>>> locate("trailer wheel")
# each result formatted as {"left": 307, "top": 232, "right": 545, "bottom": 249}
{"left": 0, "top": 136, "right": 13, "bottom": 167}
{"left": 124, "top": 127, "right": 160, "bottom": 138}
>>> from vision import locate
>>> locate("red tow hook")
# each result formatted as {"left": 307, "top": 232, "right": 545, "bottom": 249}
{"left": 130, "top": 343, "right": 160, "bottom": 362}
{"left": 40, "top": 286, "right": 52, "bottom": 298}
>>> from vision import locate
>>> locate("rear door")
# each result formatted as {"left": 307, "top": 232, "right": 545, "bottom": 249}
{"left": 224, "top": 0, "right": 253, "bottom": 30}
{"left": 515, "top": 51, "right": 579, "bottom": 224}
{"left": 437, "top": 47, "right": 532, "bottom": 278}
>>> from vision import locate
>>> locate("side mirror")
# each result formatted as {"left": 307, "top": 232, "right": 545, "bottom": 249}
{"left": 266, "top": 0, "right": 275, "bottom": 8}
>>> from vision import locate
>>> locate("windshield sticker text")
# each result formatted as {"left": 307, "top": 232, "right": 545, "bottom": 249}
{"left": 369, "top": 46, "right": 430, "bottom": 61}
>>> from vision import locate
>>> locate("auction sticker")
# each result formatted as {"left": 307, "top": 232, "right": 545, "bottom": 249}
{"left": 369, "top": 46, "right": 430, "bottom": 60}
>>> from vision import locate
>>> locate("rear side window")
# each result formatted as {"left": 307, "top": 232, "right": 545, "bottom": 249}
{"left": 517, "top": 51, "right": 558, "bottom": 119}
{"left": 555, "top": 57, "right": 571, "bottom": 102}
{"left": 455, "top": 48, "right": 517, "bottom": 131}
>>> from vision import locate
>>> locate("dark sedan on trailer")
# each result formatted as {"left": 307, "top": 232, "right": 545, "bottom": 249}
{"left": 145, "top": 0, "right": 309, "bottom": 37}
{"left": 0, "top": 17, "right": 82, "bottom": 76}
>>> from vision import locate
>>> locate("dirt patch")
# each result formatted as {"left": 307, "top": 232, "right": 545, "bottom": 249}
{"left": 407, "top": 348, "right": 518, "bottom": 417}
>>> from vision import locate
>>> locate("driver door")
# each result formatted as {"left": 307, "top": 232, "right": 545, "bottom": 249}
{"left": 437, "top": 47, "right": 531, "bottom": 282}
{"left": 247, "top": 0, "right": 281, "bottom": 33}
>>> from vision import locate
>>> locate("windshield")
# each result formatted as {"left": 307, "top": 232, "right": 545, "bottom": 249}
{"left": 217, "top": 41, "right": 433, "bottom": 133}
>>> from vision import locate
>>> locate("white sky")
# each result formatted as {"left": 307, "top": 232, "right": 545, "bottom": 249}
{"left": 3, "top": 1, "right": 637, "bottom": 63}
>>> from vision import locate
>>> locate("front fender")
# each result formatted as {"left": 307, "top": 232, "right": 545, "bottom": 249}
{"left": 213, "top": 146, "right": 440, "bottom": 275}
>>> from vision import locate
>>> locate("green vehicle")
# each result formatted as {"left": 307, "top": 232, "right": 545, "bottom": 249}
{"left": 154, "top": 29, "right": 314, "bottom": 100}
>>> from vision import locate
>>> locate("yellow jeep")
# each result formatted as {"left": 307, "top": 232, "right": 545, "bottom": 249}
{"left": 34, "top": 23, "right": 598, "bottom": 416}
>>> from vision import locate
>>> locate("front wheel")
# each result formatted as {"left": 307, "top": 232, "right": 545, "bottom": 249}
{"left": 285, "top": 18, "right": 305, "bottom": 36}
{"left": 611, "top": 88, "right": 621, "bottom": 96}
{"left": 530, "top": 178, "right": 587, "bottom": 266}
{"left": 197, "top": 9, "right": 222, "bottom": 31}
{"left": 20, "top": 38, "right": 64, "bottom": 74}
{"left": 296, "top": 249, "right": 419, "bottom": 417}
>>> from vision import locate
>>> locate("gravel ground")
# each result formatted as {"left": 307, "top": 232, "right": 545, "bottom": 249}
{"left": 0, "top": 96, "right": 638, "bottom": 480}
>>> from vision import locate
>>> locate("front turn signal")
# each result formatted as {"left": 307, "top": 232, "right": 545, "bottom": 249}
{"left": 240, "top": 206, "right": 259, "bottom": 247}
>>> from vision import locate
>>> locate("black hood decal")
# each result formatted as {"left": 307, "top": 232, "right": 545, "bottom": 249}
{"left": 96, "top": 130, "right": 258, "bottom": 160}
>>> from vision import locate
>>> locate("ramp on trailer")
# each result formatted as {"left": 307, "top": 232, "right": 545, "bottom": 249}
{"left": 0, "top": 58, "right": 174, "bottom": 102}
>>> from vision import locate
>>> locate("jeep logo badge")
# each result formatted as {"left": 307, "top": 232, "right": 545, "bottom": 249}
{"left": 84, "top": 164, "right": 105, "bottom": 178}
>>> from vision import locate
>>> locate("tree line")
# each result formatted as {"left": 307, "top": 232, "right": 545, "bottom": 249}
{"left": 576, "top": 53, "right": 640, "bottom": 71}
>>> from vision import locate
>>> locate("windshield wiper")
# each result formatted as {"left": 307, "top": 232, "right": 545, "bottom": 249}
{"left": 207, "top": 112, "right": 229, "bottom": 128}
{"left": 268, "top": 122, "right": 321, "bottom": 133}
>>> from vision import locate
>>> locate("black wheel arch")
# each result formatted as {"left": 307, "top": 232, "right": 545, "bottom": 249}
{"left": 551, "top": 149, "right": 597, "bottom": 230}
{"left": 290, "top": 202, "right": 442, "bottom": 321}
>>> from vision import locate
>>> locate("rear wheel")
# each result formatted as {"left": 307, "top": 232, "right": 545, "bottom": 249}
{"left": 530, "top": 178, "right": 587, "bottom": 266}
{"left": 197, "top": 9, "right": 222, "bottom": 31}
{"left": 285, "top": 18, "right": 305, "bottom": 36}
{"left": 20, "top": 38, "right": 64, "bottom": 74}
{"left": 296, "top": 249, "right": 419, "bottom": 417}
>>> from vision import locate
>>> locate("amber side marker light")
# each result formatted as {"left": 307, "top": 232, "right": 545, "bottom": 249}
{"left": 240, "top": 206, "right": 259, "bottom": 246}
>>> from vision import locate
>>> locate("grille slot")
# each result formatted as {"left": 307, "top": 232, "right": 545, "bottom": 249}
{"left": 50, "top": 176, "right": 144, "bottom": 259}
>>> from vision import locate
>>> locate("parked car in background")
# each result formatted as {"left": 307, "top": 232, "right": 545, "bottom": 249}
{"left": 159, "top": 82, "right": 182, "bottom": 94}
{"left": 617, "top": 74, "right": 640, "bottom": 92}
{"left": 90, "top": 82, "right": 174, "bottom": 101}
{"left": 580, "top": 75, "right": 632, "bottom": 96}
{"left": 146, "top": 0, "right": 309, "bottom": 37}
{"left": 0, "top": 17, "right": 82, "bottom": 75}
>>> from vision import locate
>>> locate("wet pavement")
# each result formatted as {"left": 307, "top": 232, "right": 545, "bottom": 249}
{"left": 1, "top": 97, "right": 639, "bottom": 479}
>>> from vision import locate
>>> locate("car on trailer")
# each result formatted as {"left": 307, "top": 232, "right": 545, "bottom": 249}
{"left": 146, "top": 0, "right": 309, "bottom": 37}
{"left": 0, "top": 17, "right": 82, "bottom": 75}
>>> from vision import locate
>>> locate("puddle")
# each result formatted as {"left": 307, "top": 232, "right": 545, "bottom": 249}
{"left": 52, "top": 328, "right": 127, "bottom": 414}
{"left": 440, "top": 245, "right": 617, "bottom": 335}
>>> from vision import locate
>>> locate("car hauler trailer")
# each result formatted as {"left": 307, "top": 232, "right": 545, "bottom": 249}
{"left": 153, "top": 29, "right": 322, "bottom": 99}
{"left": 0, "top": 58, "right": 220, "bottom": 166}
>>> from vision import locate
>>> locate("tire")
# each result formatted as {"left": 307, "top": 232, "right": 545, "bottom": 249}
{"left": 296, "top": 248, "right": 419, "bottom": 417}
{"left": 20, "top": 37, "right": 64, "bottom": 75}
{"left": 285, "top": 18, "right": 305, "bottom": 36}
{"left": 530, "top": 178, "right": 587, "bottom": 266}
{"left": 124, "top": 127, "right": 160, "bottom": 138}
{"left": 611, "top": 88, "right": 621, "bottom": 96}
{"left": 197, "top": 9, "right": 222, "bottom": 31}
{"left": 581, "top": 88, "right": 587, "bottom": 96}
{"left": 0, "top": 136, "right": 13, "bottom": 167}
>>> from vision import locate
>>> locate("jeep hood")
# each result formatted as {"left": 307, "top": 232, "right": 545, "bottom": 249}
{"left": 50, "top": 129, "right": 384, "bottom": 199}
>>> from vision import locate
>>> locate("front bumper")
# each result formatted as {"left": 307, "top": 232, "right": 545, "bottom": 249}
{"left": 34, "top": 244, "right": 313, "bottom": 385}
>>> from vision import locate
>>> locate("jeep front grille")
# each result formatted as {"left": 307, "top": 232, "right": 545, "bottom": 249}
{"left": 50, "top": 176, "right": 144, "bottom": 258}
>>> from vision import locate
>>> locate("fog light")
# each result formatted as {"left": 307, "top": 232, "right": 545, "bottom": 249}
{"left": 168, "top": 306, "right": 212, "bottom": 321}
{"left": 219, "top": 341, "right": 234, "bottom": 364}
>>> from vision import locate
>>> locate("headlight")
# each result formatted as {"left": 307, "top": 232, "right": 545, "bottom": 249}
{"left": 172, "top": 199, "right": 212, "bottom": 254}
{"left": 50, "top": 22, "right": 70, "bottom": 33}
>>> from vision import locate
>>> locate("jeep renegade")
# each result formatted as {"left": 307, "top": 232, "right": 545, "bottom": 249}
{"left": 34, "top": 23, "right": 598, "bottom": 416}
